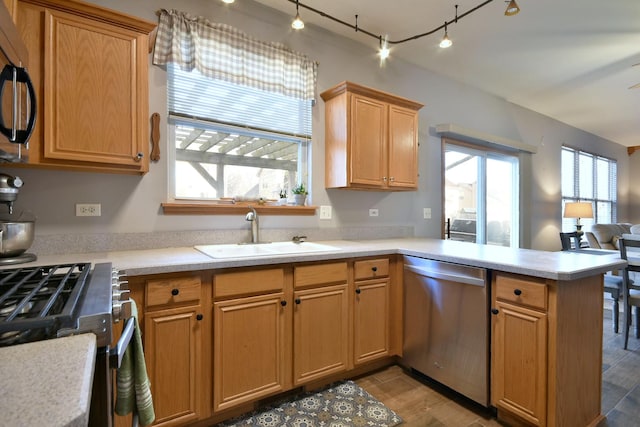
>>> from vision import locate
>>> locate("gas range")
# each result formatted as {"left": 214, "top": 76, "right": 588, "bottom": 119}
{"left": 0, "top": 262, "right": 131, "bottom": 348}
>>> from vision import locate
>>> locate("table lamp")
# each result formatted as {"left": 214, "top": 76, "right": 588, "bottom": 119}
{"left": 563, "top": 202, "right": 594, "bottom": 240}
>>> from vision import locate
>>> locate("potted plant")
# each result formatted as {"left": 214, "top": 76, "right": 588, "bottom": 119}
{"left": 292, "top": 183, "right": 307, "bottom": 206}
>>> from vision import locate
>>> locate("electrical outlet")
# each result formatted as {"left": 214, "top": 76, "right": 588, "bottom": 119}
{"left": 76, "top": 203, "right": 101, "bottom": 217}
{"left": 369, "top": 209, "right": 379, "bottom": 217}
{"left": 319, "top": 205, "right": 332, "bottom": 220}
{"left": 423, "top": 208, "right": 432, "bottom": 219}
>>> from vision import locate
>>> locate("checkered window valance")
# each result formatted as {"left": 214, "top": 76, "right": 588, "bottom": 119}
{"left": 153, "top": 9, "right": 317, "bottom": 101}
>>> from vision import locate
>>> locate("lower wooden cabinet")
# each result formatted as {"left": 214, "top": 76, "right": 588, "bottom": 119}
{"left": 145, "top": 306, "right": 204, "bottom": 426}
{"left": 353, "top": 280, "right": 390, "bottom": 364}
{"left": 127, "top": 256, "right": 399, "bottom": 426}
{"left": 213, "top": 292, "right": 288, "bottom": 411}
{"left": 491, "top": 272, "right": 604, "bottom": 427}
{"left": 293, "top": 283, "right": 349, "bottom": 384}
{"left": 491, "top": 299, "right": 547, "bottom": 426}
{"left": 353, "top": 258, "right": 391, "bottom": 365}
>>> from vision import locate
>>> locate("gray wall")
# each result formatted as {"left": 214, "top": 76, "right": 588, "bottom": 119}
{"left": 7, "top": 0, "right": 639, "bottom": 253}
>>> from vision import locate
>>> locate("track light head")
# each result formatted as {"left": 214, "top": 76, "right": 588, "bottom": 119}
{"left": 291, "top": 0, "right": 304, "bottom": 29}
{"left": 292, "top": 11, "right": 305, "bottom": 30}
{"left": 379, "top": 35, "right": 390, "bottom": 60}
{"left": 439, "top": 23, "right": 452, "bottom": 48}
{"left": 221, "top": 0, "right": 235, "bottom": 4}
{"left": 504, "top": 0, "right": 520, "bottom": 16}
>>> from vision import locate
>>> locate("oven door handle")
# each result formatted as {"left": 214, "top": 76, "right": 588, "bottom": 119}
{"left": 109, "top": 316, "right": 135, "bottom": 369}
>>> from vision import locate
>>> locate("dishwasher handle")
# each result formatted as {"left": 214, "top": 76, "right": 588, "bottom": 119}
{"left": 404, "top": 264, "right": 486, "bottom": 287}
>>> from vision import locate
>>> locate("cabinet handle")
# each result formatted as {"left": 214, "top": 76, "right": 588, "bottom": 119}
{"left": 355, "top": 288, "right": 361, "bottom": 294}
{"left": 295, "top": 298, "right": 301, "bottom": 305}
{"left": 382, "top": 177, "right": 388, "bottom": 182}
{"left": 280, "top": 300, "right": 287, "bottom": 307}
{"left": 514, "top": 289, "right": 522, "bottom": 296}
{"left": 389, "top": 177, "right": 395, "bottom": 182}
{"left": 134, "top": 152, "right": 144, "bottom": 161}
{"left": 371, "top": 266, "right": 378, "bottom": 272}
{"left": 196, "top": 314, "right": 203, "bottom": 321}
{"left": 171, "top": 288, "right": 179, "bottom": 296}
{"left": 491, "top": 308, "right": 499, "bottom": 315}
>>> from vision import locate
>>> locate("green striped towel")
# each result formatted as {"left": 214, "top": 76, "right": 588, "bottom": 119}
{"left": 115, "top": 300, "right": 155, "bottom": 426}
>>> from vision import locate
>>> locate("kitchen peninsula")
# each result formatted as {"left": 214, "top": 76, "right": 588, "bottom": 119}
{"left": 6, "top": 238, "right": 627, "bottom": 427}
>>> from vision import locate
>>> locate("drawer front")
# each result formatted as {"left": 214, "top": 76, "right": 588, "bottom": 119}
{"left": 294, "top": 262, "right": 348, "bottom": 288}
{"left": 354, "top": 258, "right": 389, "bottom": 280}
{"left": 495, "top": 274, "right": 547, "bottom": 311}
{"left": 214, "top": 268, "right": 284, "bottom": 298}
{"left": 146, "top": 276, "right": 202, "bottom": 308}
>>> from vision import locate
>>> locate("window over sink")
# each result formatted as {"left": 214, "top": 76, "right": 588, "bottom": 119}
{"left": 154, "top": 10, "right": 317, "bottom": 206}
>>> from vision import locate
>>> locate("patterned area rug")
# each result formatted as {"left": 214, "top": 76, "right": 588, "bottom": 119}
{"left": 218, "top": 380, "right": 403, "bottom": 427}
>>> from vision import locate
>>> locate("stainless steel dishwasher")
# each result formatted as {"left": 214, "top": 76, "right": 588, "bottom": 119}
{"left": 402, "top": 255, "right": 489, "bottom": 406}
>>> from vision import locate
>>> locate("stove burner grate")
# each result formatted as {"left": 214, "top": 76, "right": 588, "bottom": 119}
{"left": 0, "top": 263, "right": 91, "bottom": 346}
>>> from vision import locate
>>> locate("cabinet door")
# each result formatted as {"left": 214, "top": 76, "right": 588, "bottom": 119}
{"left": 213, "top": 293, "right": 288, "bottom": 412}
{"left": 388, "top": 105, "right": 418, "bottom": 189}
{"left": 349, "top": 93, "right": 387, "bottom": 187}
{"left": 145, "top": 306, "right": 203, "bottom": 426}
{"left": 43, "top": 9, "right": 148, "bottom": 169}
{"left": 354, "top": 279, "right": 389, "bottom": 364}
{"left": 293, "top": 284, "right": 349, "bottom": 384}
{"left": 492, "top": 300, "right": 547, "bottom": 426}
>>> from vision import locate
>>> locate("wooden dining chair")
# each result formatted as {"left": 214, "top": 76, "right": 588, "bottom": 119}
{"left": 619, "top": 237, "right": 640, "bottom": 349}
{"left": 560, "top": 231, "right": 623, "bottom": 332}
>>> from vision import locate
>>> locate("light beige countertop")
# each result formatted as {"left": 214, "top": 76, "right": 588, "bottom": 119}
{"left": 23, "top": 238, "right": 627, "bottom": 280}
{"left": 0, "top": 333, "right": 96, "bottom": 427}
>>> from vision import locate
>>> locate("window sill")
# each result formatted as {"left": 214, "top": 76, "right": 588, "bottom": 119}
{"left": 161, "top": 202, "right": 317, "bottom": 216}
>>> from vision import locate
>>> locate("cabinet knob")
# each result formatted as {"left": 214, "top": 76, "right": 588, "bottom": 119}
{"left": 371, "top": 266, "right": 378, "bottom": 272}
{"left": 196, "top": 314, "right": 203, "bottom": 321}
{"left": 355, "top": 288, "right": 361, "bottom": 294}
{"left": 389, "top": 177, "right": 395, "bottom": 182}
{"left": 491, "top": 308, "right": 499, "bottom": 315}
{"left": 171, "top": 288, "right": 179, "bottom": 296}
{"left": 280, "top": 300, "right": 287, "bottom": 307}
{"left": 295, "top": 298, "right": 301, "bottom": 305}
{"left": 134, "top": 152, "right": 144, "bottom": 161}
{"left": 382, "top": 177, "right": 388, "bottom": 182}
{"left": 514, "top": 289, "right": 522, "bottom": 296}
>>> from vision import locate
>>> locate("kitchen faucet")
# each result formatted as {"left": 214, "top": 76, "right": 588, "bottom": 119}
{"left": 245, "top": 207, "right": 260, "bottom": 243}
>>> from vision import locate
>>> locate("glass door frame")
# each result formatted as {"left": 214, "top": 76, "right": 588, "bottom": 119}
{"left": 442, "top": 138, "right": 520, "bottom": 248}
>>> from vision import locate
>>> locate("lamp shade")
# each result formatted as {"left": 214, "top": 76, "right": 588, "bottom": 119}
{"left": 563, "top": 202, "right": 594, "bottom": 219}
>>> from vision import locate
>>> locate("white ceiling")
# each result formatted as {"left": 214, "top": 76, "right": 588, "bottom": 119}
{"left": 253, "top": 0, "right": 640, "bottom": 147}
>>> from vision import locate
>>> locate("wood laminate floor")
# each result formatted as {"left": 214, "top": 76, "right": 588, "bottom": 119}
{"left": 355, "top": 305, "right": 640, "bottom": 427}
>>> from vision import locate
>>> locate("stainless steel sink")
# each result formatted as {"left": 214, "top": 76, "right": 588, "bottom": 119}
{"left": 194, "top": 241, "right": 340, "bottom": 259}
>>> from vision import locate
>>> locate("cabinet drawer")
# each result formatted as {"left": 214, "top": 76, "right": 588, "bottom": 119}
{"left": 354, "top": 258, "right": 389, "bottom": 280}
{"left": 294, "top": 262, "right": 348, "bottom": 288}
{"left": 495, "top": 274, "right": 547, "bottom": 311}
{"left": 214, "top": 268, "right": 284, "bottom": 298}
{"left": 146, "top": 276, "right": 201, "bottom": 308}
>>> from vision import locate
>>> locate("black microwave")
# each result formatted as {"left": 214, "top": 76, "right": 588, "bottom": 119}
{"left": 0, "top": 2, "right": 36, "bottom": 162}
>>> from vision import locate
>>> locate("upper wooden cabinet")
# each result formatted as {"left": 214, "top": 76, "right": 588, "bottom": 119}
{"left": 12, "top": 0, "right": 156, "bottom": 174}
{"left": 320, "top": 81, "right": 423, "bottom": 190}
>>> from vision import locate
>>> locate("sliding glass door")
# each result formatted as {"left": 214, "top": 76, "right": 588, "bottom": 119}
{"left": 444, "top": 141, "right": 519, "bottom": 248}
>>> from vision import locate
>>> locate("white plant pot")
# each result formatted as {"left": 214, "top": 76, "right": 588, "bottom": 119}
{"left": 293, "top": 194, "right": 306, "bottom": 206}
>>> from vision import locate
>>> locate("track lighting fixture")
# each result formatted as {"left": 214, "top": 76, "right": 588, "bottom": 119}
{"left": 504, "top": 0, "right": 520, "bottom": 16}
{"left": 439, "top": 23, "right": 452, "bottom": 48}
{"left": 291, "top": 0, "right": 304, "bottom": 30}
{"left": 265, "top": 0, "right": 520, "bottom": 58}
{"left": 221, "top": 0, "right": 235, "bottom": 4}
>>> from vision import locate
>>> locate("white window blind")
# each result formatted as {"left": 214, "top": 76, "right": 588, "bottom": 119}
{"left": 561, "top": 146, "right": 617, "bottom": 230}
{"left": 168, "top": 64, "right": 312, "bottom": 137}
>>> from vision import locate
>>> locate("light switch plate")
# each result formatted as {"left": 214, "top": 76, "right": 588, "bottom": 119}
{"left": 369, "top": 209, "right": 379, "bottom": 217}
{"left": 423, "top": 208, "right": 432, "bottom": 219}
{"left": 320, "top": 205, "right": 332, "bottom": 219}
